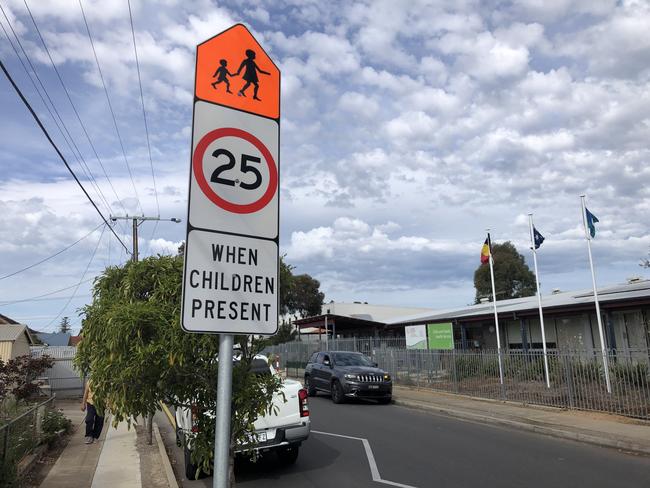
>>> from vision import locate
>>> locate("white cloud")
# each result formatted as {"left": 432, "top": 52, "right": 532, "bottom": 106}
{"left": 148, "top": 238, "right": 182, "bottom": 255}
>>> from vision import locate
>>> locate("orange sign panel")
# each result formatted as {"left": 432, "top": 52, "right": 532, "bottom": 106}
{"left": 195, "top": 24, "right": 280, "bottom": 120}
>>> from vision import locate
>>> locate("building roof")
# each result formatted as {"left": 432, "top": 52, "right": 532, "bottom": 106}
{"left": 388, "top": 279, "right": 650, "bottom": 326}
{"left": 320, "top": 302, "right": 435, "bottom": 323}
{"left": 69, "top": 335, "right": 82, "bottom": 346}
{"left": 0, "top": 313, "right": 19, "bottom": 325}
{"left": 34, "top": 332, "right": 71, "bottom": 346}
{"left": 0, "top": 324, "right": 32, "bottom": 343}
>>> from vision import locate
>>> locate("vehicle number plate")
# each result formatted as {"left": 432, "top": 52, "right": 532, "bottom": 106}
{"left": 368, "top": 385, "right": 379, "bottom": 389}
{"left": 258, "top": 432, "right": 267, "bottom": 442}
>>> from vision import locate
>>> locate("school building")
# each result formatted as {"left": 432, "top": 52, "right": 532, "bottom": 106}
{"left": 295, "top": 279, "right": 650, "bottom": 356}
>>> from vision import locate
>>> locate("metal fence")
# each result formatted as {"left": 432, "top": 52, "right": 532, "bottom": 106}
{"left": 0, "top": 396, "right": 55, "bottom": 468}
{"left": 263, "top": 338, "right": 650, "bottom": 420}
{"left": 31, "top": 346, "right": 83, "bottom": 398}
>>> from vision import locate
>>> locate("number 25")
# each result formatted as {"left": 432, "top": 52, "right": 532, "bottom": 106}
{"left": 210, "top": 149, "right": 262, "bottom": 190}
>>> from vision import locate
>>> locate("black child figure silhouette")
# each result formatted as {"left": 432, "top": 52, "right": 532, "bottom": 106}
{"left": 211, "top": 59, "right": 234, "bottom": 93}
{"left": 236, "top": 49, "right": 270, "bottom": 101}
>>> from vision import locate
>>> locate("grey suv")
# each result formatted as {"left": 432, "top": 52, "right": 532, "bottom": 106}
{"left": 304, "top": 351, "right": 392, "bottom": 404}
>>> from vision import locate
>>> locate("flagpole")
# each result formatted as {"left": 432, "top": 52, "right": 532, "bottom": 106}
{"left": 580, "top": 195, "right": 612, "bottom": 394}
{"left": 487, "top": 230, "right": 505, "bottom": 387}
{"left": 528, "top": 214, "right": 551, "bottom": 389}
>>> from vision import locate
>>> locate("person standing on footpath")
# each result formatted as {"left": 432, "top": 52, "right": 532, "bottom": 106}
{"left": 81, "top": 378, "right": 105, "bottom": 444}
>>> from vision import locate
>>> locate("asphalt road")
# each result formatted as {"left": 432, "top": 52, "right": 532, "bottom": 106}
{"left": 156, "top": 395, "right": 650, "bottom": 488}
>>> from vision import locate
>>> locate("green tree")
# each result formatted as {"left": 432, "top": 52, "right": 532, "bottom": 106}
{"left": 473, "top": 241, "right": 536, "bottom": 303}
{"left": 75, "top": 254, "right": 282, "bottom": 484}
{"left": 287, "top": 274, "right": 324, "bottom": 318}
{"left": 59, "top": 316, "right": 71, "bottom": 334}
{"left": 279, "top": 256, "right": 294, "bottom": 315}
{"left": 267, "top": 321, "right": 297, "bottom": 346}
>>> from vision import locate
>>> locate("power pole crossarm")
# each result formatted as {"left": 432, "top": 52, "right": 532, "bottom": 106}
{"left": 110, "top": 214, "right": 182, "bottom": 263}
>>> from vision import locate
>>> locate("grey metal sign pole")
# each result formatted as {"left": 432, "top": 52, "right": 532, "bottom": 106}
{"left": 214, "top": 334, "right": 234, "bottom": 488}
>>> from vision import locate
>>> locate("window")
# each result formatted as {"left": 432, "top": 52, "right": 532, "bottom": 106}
{"left": 250, "top": 358, "right": 271, "bottom": 375}
{"left": 308, "top": 352, "right": 319, "bottom": 364}
{"left": 331, "top": 352, "right": 374, "bottom": 366}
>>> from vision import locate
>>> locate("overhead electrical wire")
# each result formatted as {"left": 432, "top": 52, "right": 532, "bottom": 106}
{"left": 127, "top": 0, "right": 160, "bottom": 217}
{"left": 0, "top": 277, "right": 95, "bottom": 306}
{"left": 0, "top": 59, "right": 130, "bottom": 253}
{"left": 0, "top": 222, "right": 103, "bottom": 281}
{"left": 44, "top": 223, "right": 106, "bottom": 329}
{"left": 0, "top": 295, "right": 92, "bottom": 304}
{"left": 0, "top": 7, "right": 115, "bottom": 219}
{"left": 78, "top": 0, "right": 144, "bottom": 216}
{"left": 22, "top": 0, "right": 131, "bottom": 228}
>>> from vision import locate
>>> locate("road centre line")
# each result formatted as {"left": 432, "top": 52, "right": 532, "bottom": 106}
{"left": 312, "top": 430, "right": 418, "bottom": 488}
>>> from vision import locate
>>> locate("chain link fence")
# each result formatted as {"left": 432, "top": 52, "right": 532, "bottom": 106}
{"left": 0, "top": 396, "right": 55, "bottom": 480}
{"left": 264, "top": 338, "right": 650, "bottom": 420}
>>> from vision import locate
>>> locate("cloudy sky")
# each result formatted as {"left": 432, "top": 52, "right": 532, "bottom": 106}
{"left": 1, "top": 0, "right": 649, "bottom": 333}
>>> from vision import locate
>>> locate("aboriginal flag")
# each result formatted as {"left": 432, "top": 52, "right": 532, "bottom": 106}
{"left": 480, "top": 235, "right": 491, "bottom": 264}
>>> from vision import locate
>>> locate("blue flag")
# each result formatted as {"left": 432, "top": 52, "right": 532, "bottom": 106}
{"left": 585, "top": 208, "right": 599, "bottom": 238}
{"left": 533, "top": 227, "right": 545, "bottom": 249}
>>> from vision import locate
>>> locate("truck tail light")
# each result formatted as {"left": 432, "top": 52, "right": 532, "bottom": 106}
{"left": 191, "top": 405, "right": 199, "bottom": 433}
{"left": 298, "top": 388, "right": 309, "bottom": 418}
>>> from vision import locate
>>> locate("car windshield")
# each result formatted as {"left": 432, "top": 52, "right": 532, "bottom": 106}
{"left": 332, "top": 353, "right": 374, "bottom": 367}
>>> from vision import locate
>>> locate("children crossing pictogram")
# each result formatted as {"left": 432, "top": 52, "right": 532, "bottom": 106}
{"left": 195, "top": 24, "right": 279, "bottom": 119}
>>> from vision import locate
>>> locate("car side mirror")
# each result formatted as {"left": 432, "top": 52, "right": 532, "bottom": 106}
{"left": 323, "top": 359, "right": 330, "bottom": 367}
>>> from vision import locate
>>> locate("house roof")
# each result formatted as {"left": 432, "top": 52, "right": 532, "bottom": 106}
{"left": 0, "top": 324, "right": 32, "bottom": 343}
{"left": 0, "top": 313, "right": 19, "bottom": 325}
{"left": 388, "top": 279, "right": 650, "bottom": 326}
{"left": 34, "top": 332, "right": 71, "bottom": 346}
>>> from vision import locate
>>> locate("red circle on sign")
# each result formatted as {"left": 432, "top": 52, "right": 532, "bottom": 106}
{"left": 192, "top": 127, "right": 278, "bottom": 214}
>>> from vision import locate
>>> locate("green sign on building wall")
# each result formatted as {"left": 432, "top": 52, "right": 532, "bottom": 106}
{"left": 427, "top": 323, "right": 454, "bottom": 350}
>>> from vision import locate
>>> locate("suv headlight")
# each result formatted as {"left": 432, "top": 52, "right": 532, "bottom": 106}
{"left": 344, "top": 374, "right": 358, "bottom": 380}
{"left": 383, "top": 374, "right": 391, "bottom": 382}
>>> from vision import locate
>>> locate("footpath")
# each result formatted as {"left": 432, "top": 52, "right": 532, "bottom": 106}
{"left": 36, "top": 386, "right": 650, "bottom": 486}
{"left": 392, "top": 385, "right": 650, "bottom": 455}
{"left": 38, "top": 400, "right": 177, "bottom": 488}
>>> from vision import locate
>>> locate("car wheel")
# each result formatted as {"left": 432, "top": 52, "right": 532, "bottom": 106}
{"left": 331, "top": 380, "right": 345, "bottom": 404}
{"left": 305, "top": 376, "right": 317, "bottom": 397}
{"left": 277, "top": 445, "right": 299, "bottom": 465}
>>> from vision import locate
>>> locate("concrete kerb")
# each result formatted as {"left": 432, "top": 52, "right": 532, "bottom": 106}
{"left": 153, "top": 422, "right": 179, "bottom": 488}
{"left": 393, "top": 398, "right": 650, "bottom": 457}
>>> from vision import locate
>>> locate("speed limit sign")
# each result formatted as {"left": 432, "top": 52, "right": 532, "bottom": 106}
{"left": 188, "top": 101, "right": 279, "bottom": 239}
{"left": 181, "top": 24, "right": 280, "bottom": 335}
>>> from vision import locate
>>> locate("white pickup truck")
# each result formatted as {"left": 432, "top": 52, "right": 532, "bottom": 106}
{"left": 175, "top": 355, "right": 310, "bottom": 478}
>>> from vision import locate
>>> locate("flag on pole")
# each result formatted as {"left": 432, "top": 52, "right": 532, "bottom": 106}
{"left": 533, "top": 227, "right": 545, "bottom": 249}
{"left": 585, "top": 208, "right": 599, "bottom": 238}
{"left": 480, "top": 236, "right": 490, "bottom": 264}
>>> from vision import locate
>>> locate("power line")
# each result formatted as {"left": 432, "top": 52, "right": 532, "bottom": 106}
{"left": 0, "top": 6, "right": 115, "bottom": 218}
{"left": 0, "top": 58, "right": 130, "bottom": 252}
{"left": 0, "top": 295, "right": 92, "bottom": 304}
{"left": 78, "top": 0, "right": 144, "bottom": 215}
{"left": 0, "top": 277, "right": 95, "bottom": 306}
{"left": 127, "top": 0, "right": 160, "bottom": 218}
{"left": 22, "top": 0, "right": 131, "bottom": 228}
{"left": 0, "top": 223, "right": 103, "bottom": 281}
{"left": 44, "top": 224, "right": 106, "bottom": 328}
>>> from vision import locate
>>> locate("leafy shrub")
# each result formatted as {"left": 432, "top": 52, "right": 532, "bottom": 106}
{"left": 42, "top": 408, "right": 72, "bottom": 444}
{"left": 0, "top": 355, "right": 54, "bottom": 404}
{"left": 454, "top": 355, "right": 500, "bottom": 380}
{"left": 610, "top": 362, "right": 649, "bottom": 389}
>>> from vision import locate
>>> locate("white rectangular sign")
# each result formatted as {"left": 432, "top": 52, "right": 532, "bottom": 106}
{"left": 188, "top": 101, "right": 279, "bottom": 240}
{"left": 182, "top": 230, "right": 278, "bottom": 334}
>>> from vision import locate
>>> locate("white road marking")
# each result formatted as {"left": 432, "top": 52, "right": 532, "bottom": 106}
{"left": 312, "top": 430, "right": 418, "bottom": 488}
